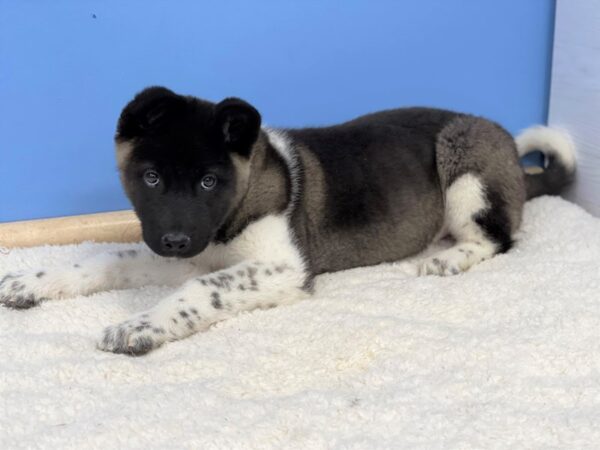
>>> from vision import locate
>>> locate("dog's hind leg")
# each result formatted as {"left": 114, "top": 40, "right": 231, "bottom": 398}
{"left": 418, "top": 116, "right": 525, "bottom": 276}
{"left": 418, "top": 173, "right": 508, "bottom": 275}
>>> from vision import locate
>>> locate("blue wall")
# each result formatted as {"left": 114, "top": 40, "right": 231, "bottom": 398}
{"left": 0, "top": 0, "right": 555, "bottom": 222}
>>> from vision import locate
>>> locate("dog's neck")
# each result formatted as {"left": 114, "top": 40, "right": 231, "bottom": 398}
{"left": 214, "top": 131, "right": 291, "bottom": 243}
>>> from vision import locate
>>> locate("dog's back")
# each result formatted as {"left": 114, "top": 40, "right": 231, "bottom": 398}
{"left": 284, "top": 108, "right": 457, "bottom": 273}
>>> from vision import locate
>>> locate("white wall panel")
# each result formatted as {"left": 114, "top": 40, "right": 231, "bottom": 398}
{"left": 549, "top": 0, "right": 600, "bottom": 215}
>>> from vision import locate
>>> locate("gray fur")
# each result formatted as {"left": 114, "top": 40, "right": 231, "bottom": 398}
{"left": 258, "top": 109, "right": 540, "bottom": 273}
{"left": 285, "top": 109, "right": 454, "bottom": 274}
{"left": 112, "top": 88, "right": 572, "bottom": 281}
{"left": 6, "top": 90, "right": 568, "bottom": 357}
{"left": 436, "top": 116, "right": 525, "bottom": 232}
{"left": 215, "top": 136, "right": 290, "bottom": 242}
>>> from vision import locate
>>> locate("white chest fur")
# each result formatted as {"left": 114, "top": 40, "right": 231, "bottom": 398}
{"left": 200, "top": 214, "right": 305, "bottom": 272}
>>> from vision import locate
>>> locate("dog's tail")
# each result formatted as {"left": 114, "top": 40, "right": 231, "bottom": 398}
{"left": 515, "top": 126, "right": 576, "bottom": 199}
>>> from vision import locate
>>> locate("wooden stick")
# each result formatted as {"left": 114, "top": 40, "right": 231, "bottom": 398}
{"left": 0, "top": 210, "right": 141, "bottom": 249}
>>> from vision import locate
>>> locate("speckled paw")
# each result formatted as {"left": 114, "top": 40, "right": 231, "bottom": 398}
{"left": 418, "top": 257, "right": 463, "bottom": 277}
{"left": 97, "top": 314, "right": 169, "bottom": 356}
{"left": 0, "top": 273, "right": 48, "bottom": 309}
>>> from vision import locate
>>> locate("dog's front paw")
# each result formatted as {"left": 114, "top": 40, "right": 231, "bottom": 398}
{"left": 0, "top": 272, "right": 49, "bottom": 309}
{"left": 97, "top": 314, "right": 169, "bottom": 356}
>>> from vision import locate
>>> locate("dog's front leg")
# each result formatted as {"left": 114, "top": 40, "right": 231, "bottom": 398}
{"left": 97, "top": 260, "right": 310, "bottom": 355}
{"left": 0, "top": 249, "right": 208, "bottom": 309}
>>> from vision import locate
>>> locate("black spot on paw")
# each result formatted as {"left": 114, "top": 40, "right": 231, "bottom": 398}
{"left": 134, "top": 323, "right": 151, "bottom": 332}
{"left": 211, "top": 292, "right": 222, "bottom": 309}
{"left": 275, "top": 265, "right": 289, "bottom": 273}
{"left": 1, "top": 293, "right": 44, "bottom": 310}
{"left": 125, "top": 337, "right": 155, "bottom": 356}
{"left": 179, "top": 310, "right": 189, "bottom": 318}
{"left": 302, "top": 276, "right": 315, "bottom": 293}
{"left": 0, "top": 274, "right": 19, "bottom": 288}
{"left": 36, "top": 271, "right": 45, "bottom": 278}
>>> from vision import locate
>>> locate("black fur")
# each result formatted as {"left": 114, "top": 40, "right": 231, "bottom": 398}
{"left": 211, "top": 292, "right": 222, "bottom": 309}
{"left": 525, "top": 154, "right": 575, "bottom": 199}
{"left": 474, "top": 188, "right": 513, "bottom": 254}
{"left": 116, "top": 87, "right": 262, "bottom": 258}
{"left": 287, "top": 109, "right": 456, "bottom": 273}
{"left": 214, "top": 97, "right": 261, "bottom": 156}
{"left": 116, "top": 87, "right": 572, "bottom": 277}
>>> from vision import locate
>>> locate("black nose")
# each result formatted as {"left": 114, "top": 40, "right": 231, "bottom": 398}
{"left": 161, "top": 232, "right": 191, "bottom": 254}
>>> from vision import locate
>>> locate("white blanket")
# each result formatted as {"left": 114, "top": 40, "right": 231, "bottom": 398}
{"left": 1, "top": 196, "right": 599, "bottom": 449}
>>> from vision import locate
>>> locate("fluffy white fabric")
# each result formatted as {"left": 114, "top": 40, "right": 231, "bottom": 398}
{"left": 1, "top": 197, "right": 599, "bottom": 449}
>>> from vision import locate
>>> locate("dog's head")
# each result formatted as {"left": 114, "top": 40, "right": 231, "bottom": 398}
{"left": 115, "top": 87, "right": 260, "bottom": 258}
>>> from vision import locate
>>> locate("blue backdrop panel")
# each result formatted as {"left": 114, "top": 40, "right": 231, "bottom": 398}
{"left": 0, "top": 0, "right": 555, "bottom": 221}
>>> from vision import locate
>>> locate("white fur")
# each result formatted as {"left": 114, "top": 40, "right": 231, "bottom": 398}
{"left": 2, "top": 126, "right": 309, "bottom": 354}
{"left": 1, "top": 212, "right": 309, "bottom": 353}
{"left": 97, "top": 214, "right": 308, "bottom": 352}
{"left": 443, "top": 173, "right": 488, "bottom": 237}
{"left": 263, "top": 128, "right": 302, "bottom": 215}
{"left": 515, "top": 126, "right": 576, "bottom": 172}
{"left": 419, "top": 174, "right": 496, "bottom": 276}
{"left": 0, "top": 249, "right": 206, "bottom": 307}
{"left": 201, "top": 213, "right": 307, "bottom": 272}
{"left": 4, "top": 197, "right": 600, "bottom": 447}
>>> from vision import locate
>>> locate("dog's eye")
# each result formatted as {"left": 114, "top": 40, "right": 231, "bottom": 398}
{"left": 200, "top": 174, "right": 217, "bottom": 191}
{"left": 143, "top": 170, "right": 160, "bottom": 187}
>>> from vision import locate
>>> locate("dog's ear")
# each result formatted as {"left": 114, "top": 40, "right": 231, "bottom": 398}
{"left": 214, "top": 98, "right": 261, "bottom": 156}
{"left": 116, "top": 86, "right": 186, "bottom": 140}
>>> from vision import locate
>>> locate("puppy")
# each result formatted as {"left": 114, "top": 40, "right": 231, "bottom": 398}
{"left": 0, "top": 87, "right": 575, "bottom": 355}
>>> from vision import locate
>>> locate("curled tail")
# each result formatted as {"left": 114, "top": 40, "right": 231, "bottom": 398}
{"left": 515, "top": 126, "right": 576, "bottom": 199}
